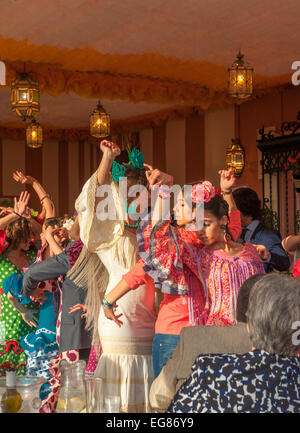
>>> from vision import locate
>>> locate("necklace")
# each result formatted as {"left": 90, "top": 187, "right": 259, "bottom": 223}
{"left": 124, "top": 220, "right": 139, "bottom": 228}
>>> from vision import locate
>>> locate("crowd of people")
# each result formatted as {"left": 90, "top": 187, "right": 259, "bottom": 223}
{"left": 0, "top": 140, "right": 299, "bottom": 413}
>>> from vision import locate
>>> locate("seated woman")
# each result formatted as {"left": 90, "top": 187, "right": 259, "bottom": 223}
{"left": 167, "top": 273, "right": 300, "bottom": 413}
{"left": 149, "top": 273, "right": 265, "bottom": 413}
{"left": 103, "top": 171, "right": 266, "bottom": 378}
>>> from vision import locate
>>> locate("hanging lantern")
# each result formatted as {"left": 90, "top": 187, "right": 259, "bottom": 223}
{"left": 26, "top": 119, "right": 43, "bottom": 148}
{"left": 226, "top": 138, "right": 245, "bottom": 177}
{"left": 89, "top": 101, "right": 110, "bottom": 138}
{"left": 228, "top": 51, "right": 253, "bottom": 99}
{"left": 11, "top": 72, "right": 40, "bottom": 120}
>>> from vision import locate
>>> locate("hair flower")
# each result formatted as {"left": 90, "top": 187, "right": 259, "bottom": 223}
{"left": 129, "top": 148, "right": 144, "bottom": 170}
{"left": 112, "top": 161, "right": 126, "bottom": 183}
{"left": 191, "top": 181, "right": 215, "bottom": 204}
{"left": 0, "top": 230, "right": 9, "bottom": 254}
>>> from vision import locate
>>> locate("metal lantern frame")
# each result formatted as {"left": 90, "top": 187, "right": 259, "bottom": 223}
{"left": 11, "top": 72, "right": 40, "bottom": 121}
{"left": 89, "top": 100, "right": 110, "bottom": 138}
{"left": 228, "top": 51, "right": 253, "bottom": 99}
{"left": 226, "top": 138, "right": 245, "bottom": 177}
{"left": 26, "top": 119, "right": 43, "bottom": 148}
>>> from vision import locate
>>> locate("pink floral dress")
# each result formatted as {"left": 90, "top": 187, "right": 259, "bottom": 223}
{"left": 137, "top": 213, "right": 265, "bottom": 327}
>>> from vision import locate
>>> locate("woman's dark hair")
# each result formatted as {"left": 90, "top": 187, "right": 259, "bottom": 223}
{"left": 44, "top": 217, "right": 63, "bottom": 229}
{"left": 114, "top": 149, "right": 147, "bottom": 186}
{"left": 247, "top": 273, "right": 300, "bottom": 356}
{"left": 203, "top": 194, "right": 229, "bottom": 220}
{"left": 5, "top": 218, "right": 31, "bottom": 250}
{"left": 233, "top": 187, "right": 261, "bottom": 220}
{"left": 203, "top": 194, "right": 233, "bottom": 239}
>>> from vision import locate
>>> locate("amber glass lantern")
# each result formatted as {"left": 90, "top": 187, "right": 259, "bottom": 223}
{"left": 226, "top": 139, "right": 245, "bottom": 177}
{"left": 11, "top": 72, "right": 40, "bottom": 120}
{"left": 228, "top": 51, "right": 253, "bottom": 99}
{"left": 26, "top": 119, "right": 43, "bottom": 148}
{"left": 89, "top": 101, "right": 110, "bottom": 138}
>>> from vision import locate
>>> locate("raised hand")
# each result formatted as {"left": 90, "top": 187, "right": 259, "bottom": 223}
{"left": 45, "top": 225, "right": 59, "bottom": 240}
{"left": 0, "top": 207, "right": 13, "bottom": 217}
{"left": 219, "top": 169, "right": 236, "bottom": 192}
{"left": 30, "top": 286, "right": 46, "bottom": 304}
{"left": 144, "top": 164, "right": 173, "bottom": 189}
{"left": 12, "top": 171, "right": 35, "bottom": 185}
{"left": 14, "top": 191, "right": 30, "bottom": 216}
{"left": 99, "top": 140, "right": 121, "bottom": 160}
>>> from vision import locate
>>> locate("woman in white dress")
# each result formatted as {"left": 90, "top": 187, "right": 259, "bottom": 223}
{"left": 71, "top": 140, "right": 156, "bottom": 413}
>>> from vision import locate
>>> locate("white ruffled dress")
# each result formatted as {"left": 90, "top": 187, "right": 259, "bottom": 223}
{"left": 75, "top": 171, "right": 156, "bottom": 413}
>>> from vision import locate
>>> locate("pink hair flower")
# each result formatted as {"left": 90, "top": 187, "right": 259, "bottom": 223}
{"left": 191, "top": 181, "right": 215, "bottom": 204}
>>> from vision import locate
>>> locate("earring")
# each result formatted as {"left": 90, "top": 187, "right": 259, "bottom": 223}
{"left": 221, "top": 225, "right": 230, "bottom": 243}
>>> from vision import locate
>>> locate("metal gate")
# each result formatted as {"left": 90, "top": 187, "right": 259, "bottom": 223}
{"left": 257, "top": 111, "right": 300, "bottom": 237}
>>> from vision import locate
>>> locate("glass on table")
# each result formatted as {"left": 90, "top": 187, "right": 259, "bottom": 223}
{"left": 85, "top": 378, "right": 104, "bottom": 413}
{"left": 104, "top": 395, "right": 121, "bottom": 413}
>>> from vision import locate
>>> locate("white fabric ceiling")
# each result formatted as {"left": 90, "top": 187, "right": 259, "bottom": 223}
{"left": 0, "top": 0, "right": 299, "bottom": 128}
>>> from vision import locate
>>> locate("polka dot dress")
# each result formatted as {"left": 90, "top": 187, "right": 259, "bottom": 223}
{"left": 0, "top": 251, "right": 39, "bottom": 376}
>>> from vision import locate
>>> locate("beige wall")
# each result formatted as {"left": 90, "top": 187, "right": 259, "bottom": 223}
{"left": 140, "top": 128, "right": 153, "bottom": 167}
{"left": 165, "top": 118, "right": 186, "bottom": 186}
{"left": 204, "top": 105, "right": 235, "bottom": 187}
{"left": 68, "top": 140, "right": 79, "bottom": 214}
{"left": 2, "top": 138, "right": 25, "bottom": 197}
{"left": 42, "top": 139, "right": 59, "bottom": 213}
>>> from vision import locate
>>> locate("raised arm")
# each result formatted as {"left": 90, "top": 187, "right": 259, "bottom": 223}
{"left": 143, "top": 164, "right": 173, "bottom": 226}
{"left": 219, "top": 169, "right": 237, "bottom": 212}
{"left": 94, "top": 140, "right": 121, "bottom": 211}
{"left": 12, "top": 171, "right": 56, "bottom": 219}
{"left": 22, "top": 251, "right": 70, "bottom": 297}
{"left": 0, "top": 191, "right": 31, "bottom": 230}
{"left": 282, "top": 234, "right": 300, "bottom": 254}
{"left": 44, "top": 225, "right": 64, "bottom": 255}
{"left": 97, "top": 140, "right": 121, "bottom": 186}
{"left": 219, "top": 170, "right": 241, "bottom": 240}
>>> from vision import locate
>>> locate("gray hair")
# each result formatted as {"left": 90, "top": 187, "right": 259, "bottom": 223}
{"left": 247, "top": 273, "right": 300, "bottom": 356}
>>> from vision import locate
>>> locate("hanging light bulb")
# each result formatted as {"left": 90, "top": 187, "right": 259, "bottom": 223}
{"left": 228, "top": 51, "right": 253, "bottom": 99}
{"left": 11, "top": 72, "right": 40, "bottom": 120}
{"left": 26, "top": 119, "right": 43, "bottom": 148}
{"left": 89, "top": 101, "right": 110, "bottom": 138}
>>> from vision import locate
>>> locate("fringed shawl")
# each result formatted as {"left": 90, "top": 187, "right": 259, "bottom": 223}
{"left": 70, "top": 171, "right": 140, "bottom": 346}
{"left": 137, "top": 217, "right": 265, "bottom": 326}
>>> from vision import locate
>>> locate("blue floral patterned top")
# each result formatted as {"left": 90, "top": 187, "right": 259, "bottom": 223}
{"left": 166, "top": 350, "right": 300, "bottom": 413}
